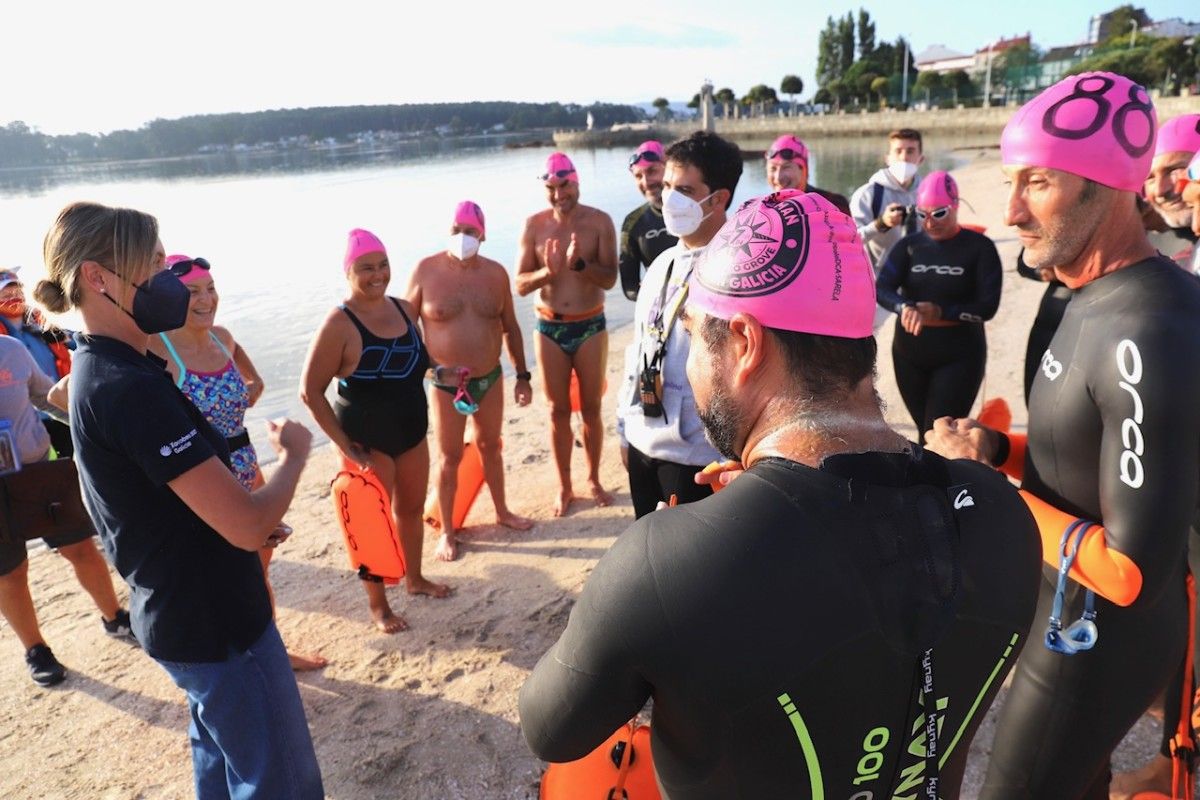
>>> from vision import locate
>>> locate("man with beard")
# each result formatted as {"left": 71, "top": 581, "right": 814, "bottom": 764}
{"left": 520, "top": 189, "right": 1041, "bottom": 800}
{"left": 619, "top": 141, "right": 677, "bottom": 300}
{"left": 1144, "top": 114, "right": 1200, "bottom": 272}
{"left": 516, "top": 152, "right": 618, "bottom": 516}
{"left": 925, "top": 72, "right": 1200, "bottom": 799}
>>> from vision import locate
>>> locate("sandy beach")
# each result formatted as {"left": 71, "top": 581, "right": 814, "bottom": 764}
{"left": 0, "top": 149, "right": 1171, "bottom": 798}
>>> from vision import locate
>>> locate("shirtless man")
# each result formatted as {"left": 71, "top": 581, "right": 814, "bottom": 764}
{"left": 515, "top": 152, "right": 618, "bottom": 516}
{"left": 407, "top": 201, "right": 534, "bottom": 562}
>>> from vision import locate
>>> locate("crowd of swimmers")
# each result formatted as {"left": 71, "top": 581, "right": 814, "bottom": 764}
{"left": 0, "top": 69, "right": 1199, "bottom": 798}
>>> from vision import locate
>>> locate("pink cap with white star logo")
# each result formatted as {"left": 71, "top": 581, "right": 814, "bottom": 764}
{"left": 688, "top": 190, "right": 876, "bottom": 338}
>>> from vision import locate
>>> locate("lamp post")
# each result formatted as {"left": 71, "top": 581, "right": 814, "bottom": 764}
{"left": 901, "top": 39, "right": 910, "bottom": 106}
{"left": 1128, "top": 19, "right": 1138, "bottom": 49}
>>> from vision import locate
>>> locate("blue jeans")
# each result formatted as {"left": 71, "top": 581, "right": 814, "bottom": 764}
{"left": 155, "top": 623, "right": 324, "bottom": 800}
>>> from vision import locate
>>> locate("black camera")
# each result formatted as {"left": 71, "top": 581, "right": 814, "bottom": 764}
{"left": 639, "top": 364, "right": 665, "bottom": 419}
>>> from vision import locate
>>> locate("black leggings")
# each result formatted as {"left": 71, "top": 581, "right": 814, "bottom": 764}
{"left": 892, "top": 323, "right": 986, "bottom": 444}
{"left": 982, "top": 562, "right": 1188, "bottom": 799}
{"left": 626, "top": 445, "right": 713, "bottom": 519}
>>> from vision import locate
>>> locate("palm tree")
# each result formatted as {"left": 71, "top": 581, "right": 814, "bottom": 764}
{"left": 651, "top": 97, "right": 672, "bottom": 121}
{"left": 715, "top": 87, "right": 737, "bottom": 119}
{"left": 780, "top": 75, "right": 804, "bottom": 115}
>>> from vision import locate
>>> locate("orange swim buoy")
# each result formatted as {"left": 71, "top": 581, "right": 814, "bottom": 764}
{"left": 331, "top": 460, "right": 406, "bottom": 584}
{"left": 569, "top": 371, "right": 608, "bottom": 413}
{"left": 540, "top": 720, "right": 660, "bottom": 800}
{"left": 424, "top": 440, "right": 490, "bottom": 531}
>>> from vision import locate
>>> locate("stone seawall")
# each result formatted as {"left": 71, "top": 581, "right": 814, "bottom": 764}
{"left": 554, "top": 96, "right": 1198, "bottom": 149}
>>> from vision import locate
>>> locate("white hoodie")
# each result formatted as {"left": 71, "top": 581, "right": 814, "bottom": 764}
{"left": 850, "top": 167, "right": 923, "bottom": 268}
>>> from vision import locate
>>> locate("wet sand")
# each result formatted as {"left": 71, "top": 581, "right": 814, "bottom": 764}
{"left": 0, "top": 150, "right": 1172, "bottom": 797}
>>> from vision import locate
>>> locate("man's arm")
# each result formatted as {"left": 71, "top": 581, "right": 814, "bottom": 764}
{"left": 942, "top": 238, "right": 1003, "bottom": 323}
{"left": 498, "top": 272, "right": 532, "bottom": 406}
{"left": 578, "top": 213, "right": 619, "bottom": 290}
{"left": 403, "top": 261, "right": 424, "bottom": 323}
{"left": 875, "top": 241, "right": 910, "bottom": 313}
{"left": 618, "top": 210, "right": 643, "bottom": 301}
{"left": 515, "top": 219, "right": 552, "bottom": 297}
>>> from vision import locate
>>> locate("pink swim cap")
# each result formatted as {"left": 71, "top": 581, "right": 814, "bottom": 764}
{"left": 689, "top": 190, "right": 876, "bottom": 338}
{"left": 629, "top": 140, "right": 664, "bottom": 170}
{"left": 344, "top": 229, "right": 386, "bottom": 274}
{"left": 453, "top": 201, "right": 486, "bottom": 238}
{"left": 916, "top": 171, "right": 960, "bottom": 209}
{"left": 767, "top": 135, "right": 809, "bottom": 167}
{"left": 166, "top": 253, "right": 211, "bottom": 284}
{"left": 1001, "top": 72, "right": 1157, "bottom": 193}
{"left": 542, "top": 152, "right": 578, "bottom": 185}
{"left": 1155, "top": 114, "right": 1200, "bottom": 157}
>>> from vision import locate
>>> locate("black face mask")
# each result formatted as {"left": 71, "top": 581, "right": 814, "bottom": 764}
{"left": 100, "top": 267, "right": 190, "bottom": 334}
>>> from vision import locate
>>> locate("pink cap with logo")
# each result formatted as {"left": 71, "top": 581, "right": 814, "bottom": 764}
{"left": 767, "top": 135, "right": 809, "bottom": 167}
{"left": 689, "top": 190, "right": 876, "bottom": 338}
{"left": 344, "top": 229, "right": 386, "bottom": 274}
{"left": 1155, "top": 114, "right": 1200, "bottom": 158}
{"left": 541, "top": 152, "right": 578, "bottom": 185}
{"left": 916, "top": 171, "right": 960, "bottom": 208}
{"left": 166, "top": 253, "right": 211, "bottom": 284}
{"left": 1000, "top": 71, "right": 1157, "bottom": 193}
{"left": 454, "top": 201, "right": 486, "bottom": 238}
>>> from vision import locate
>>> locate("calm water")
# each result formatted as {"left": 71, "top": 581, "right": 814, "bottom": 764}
{"left": 0, "top": 136, "right": 974, "bottom": 458}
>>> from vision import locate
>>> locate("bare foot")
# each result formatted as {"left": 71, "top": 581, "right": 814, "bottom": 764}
{"left": 554, "top": 489, "right": 575, "bottom": 518}
{"left": 371, "top": 606, "right": 409, "bottom": 634}
{"left": 1109, "top": 753, "right": 1172, "bottom": 800}
{"left": 434, "top": 533, "right": 459, "bottom": 563}
{"left": 589, "top": 480, "right": 614, "bottom": 507}
{"left": 497, "top": 510, "right": 534, "bottom": 530}
{"left": 288, "top": 651, "right": 328, "bottom": 672}
{"left": 407, "top": 575, "right": 452, "bottom": 598}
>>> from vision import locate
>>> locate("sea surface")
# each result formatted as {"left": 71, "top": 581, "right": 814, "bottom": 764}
{"left": 0, "top": 134, "right": 983, "bottom": 458}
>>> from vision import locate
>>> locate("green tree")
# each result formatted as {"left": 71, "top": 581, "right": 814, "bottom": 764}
{"left": 856, "top": 72, "right": 881, "bottom": 108}
{"left": 715, "top": 87, "right": 737, "bottom": 118}
{"left": 827, "top": 79, "right": 847, "bottom": 111}
{"left": 857, "top": 8, "right": 876, "bottom": 59}
{"left": 781, "top": 75, "right": 804, "bottom": 114}
{"left": 870, "top": 76, "right": 891, "bottom": 107}
{"left": 1148, "top": 37, "right": 1192, "bottom": 93}
{"left": 914, "top": 71, "right": 943, "bottom": 106}
{"left": 838, "top": 13, "right": 856, "bottom": 75}
{"left": 1100, "top": 5, "right": 1144, "bottom": 47}
{"left": 652, "top": 97, "right": 672, "bottom": 121}
{"left": 945, "top": 70, "right": 976, "bottom": 105}
{"left": 813, "top": 87, "right": 833, "bottom": 107}
{"left": 817, "top": 18, "right": 841, "bottom": 88}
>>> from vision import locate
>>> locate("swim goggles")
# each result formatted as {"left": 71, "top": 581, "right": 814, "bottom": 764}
{"left": 166, "top": 257, "right": 211, "bottom": 277}
{"left": 628, "top": 149, "right": 662, "bottom": 169}
{"left": 540, "top": 169, "right": 576, "bottom": 183}
{"left": 434, "top": 365, "right": 479, "bottom": 415}
{"left": 766, "top": 146, "right": 804, "bottom": 162}
{"left": 1044, "top": 519, "right": 1099, "bottom": 656}
{"left": 916, "top": 207, "right": 951, "bottom": 221}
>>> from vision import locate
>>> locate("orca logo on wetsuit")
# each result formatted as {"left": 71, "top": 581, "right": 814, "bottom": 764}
{"left": 644, "top": 227, "right": 669, "bottom": 240}
{"left": 1041, "top": 349, "right": 1063, "bottom": 381}
{"left": 1115, "top": 338, "right": 1145, "bottom": 489}
{"left": 910, "top": 264, "right": 964, "bottom": 275}
{"left": 696, "top": 200, "right": 810, "bottom": 297}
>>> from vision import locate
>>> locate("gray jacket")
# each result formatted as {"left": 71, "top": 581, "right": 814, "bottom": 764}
{"left": 850, "top": 167, "right": 923, "bottom": 268}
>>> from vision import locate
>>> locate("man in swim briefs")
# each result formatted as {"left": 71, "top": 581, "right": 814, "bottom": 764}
{"left": 516, "top": 152, "right": 618, "bottom": 516}
{"left": 407, "top": 201, "right": 534, "bottom": 562}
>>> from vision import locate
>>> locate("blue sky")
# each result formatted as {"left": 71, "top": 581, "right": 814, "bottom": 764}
{"left": 1, "top": 0, "right": 1194, "bottom": 135}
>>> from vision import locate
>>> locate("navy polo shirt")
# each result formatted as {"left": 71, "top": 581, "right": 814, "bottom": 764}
{"left": 69, "top": 334, "right": 271, "bottom": 662}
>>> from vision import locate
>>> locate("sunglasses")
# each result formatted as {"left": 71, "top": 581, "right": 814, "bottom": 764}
{"left": 767, "top": 147, "right": 805, "bottom": 162}
{"left": 166, "top": 257, "right": 211, "bottom": 277}
{"left": 916, "top": 207, "right": 951, "bottom": 221}
{"left": 540, "top": 169, "right": 576, "bottom": 183}
{"left": 628, "top": 150, "right": 663, "bottom": 169}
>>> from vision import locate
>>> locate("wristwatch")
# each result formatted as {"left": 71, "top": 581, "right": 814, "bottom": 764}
{"left": 571, "top": 257, "right": 586, "bottom": 271}
{"left": 516, "top": 371, "right": 532, "bottom": 381}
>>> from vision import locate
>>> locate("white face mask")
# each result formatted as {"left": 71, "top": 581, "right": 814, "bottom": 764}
{"left": 448, "top": 232, "right": 480, "bottom": 261}
{"left": 662, "top": 189, "right": 715, "bottom": 237}
{"left": 887, "top": 160, "right": 919, "bottom": 185}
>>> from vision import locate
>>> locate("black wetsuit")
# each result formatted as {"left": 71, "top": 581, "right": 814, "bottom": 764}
{"left": 807, "top": 183, "right": 851, "bottom": 216}
{"left": 619, "top": 202, "right": 677, "bottom": 301}
{"left": 1016, "top": 249, "right": 1072, "bottom": 405}
{"left": 334, "top": 298, "right": 429, "bottom": 457}
{"left": 876, "top": 228, "right": 1002, "bottom": 442}
{"left": 982, "top": 257, "right": 1200, "bottom": 799}
{"left": 520, "top": 449, "right": 1041, "bottom": 800}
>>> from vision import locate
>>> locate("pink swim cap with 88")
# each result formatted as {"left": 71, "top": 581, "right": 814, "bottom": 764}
{"left": 916, "top": 171, "right": 960, "bottom": 209}
{"left": 689, "top": 190, "right": 876, "bottom": 338}
{"left": 1000, "top": 71, "right": 1157, "bottom": 193}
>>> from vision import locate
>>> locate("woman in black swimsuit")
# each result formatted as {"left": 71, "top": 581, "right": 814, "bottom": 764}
{"left": 301, "top": 229, "right": 450, "bottom": 634}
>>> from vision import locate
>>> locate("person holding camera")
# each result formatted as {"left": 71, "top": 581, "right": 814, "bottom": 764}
{"left": 616, "top": 132, "right": 742, "bottom": 518}
{"left": 850, "top": 128, "right": 924, "bottom": 266}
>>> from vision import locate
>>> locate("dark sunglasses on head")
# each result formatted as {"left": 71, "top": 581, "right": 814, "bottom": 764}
{"left": 540, "top": 169, "right": 575, "bottom": 182}
{"left": 166, "top": 257, "right": 212, "bottom": 277}
{"left": 628, "top": 150, "right": 663, "bottom": 168}
{"left": 916, "top": 207, "right": 951, "bottom": 221}
{"left": 767, "top": 147, "right": 804, "bottom": 162}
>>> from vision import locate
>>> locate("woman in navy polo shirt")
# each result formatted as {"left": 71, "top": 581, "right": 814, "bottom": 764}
{"left": 33, "top": 201, "right": 323, "bottom": 799}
